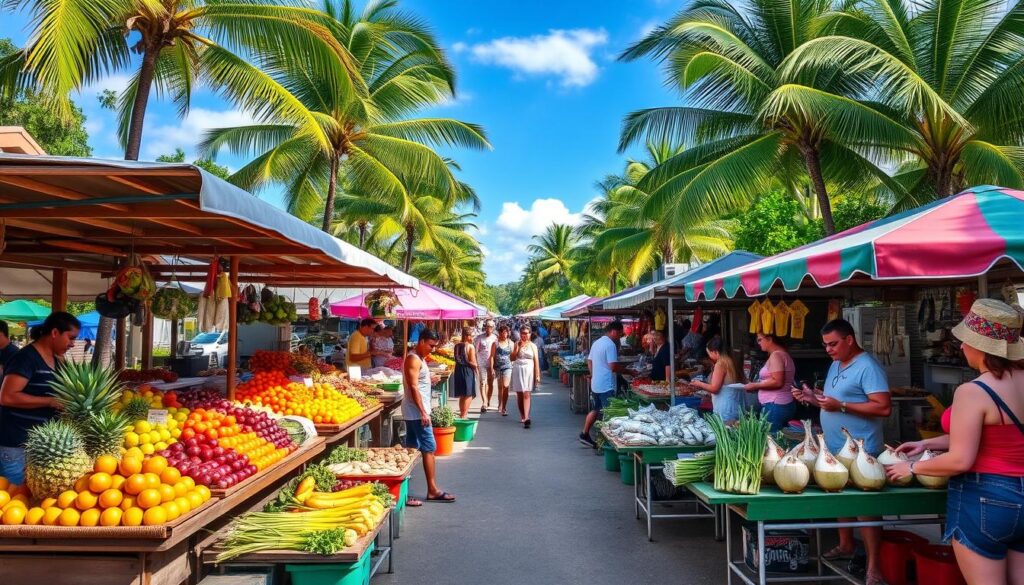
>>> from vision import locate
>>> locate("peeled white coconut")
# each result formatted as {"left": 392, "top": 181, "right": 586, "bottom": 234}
{"left": 876, "top": 445, "right": 913, "bottom": 487}
{"left": 849, "top": 439, "right": 886, "bottom": 491}
{"left": 788, "top": 420, "right": 819, "bottom": 473}
{"left": 773, "top": 454, "right": 810, "bottom": 494}
{"left": 836, "top": 428, "right": 859, "bottom": 470}
{"left": 762, "top": 435, "right": 785, "bottom": 485}
{"left": 813, "top": 433, "right": 849, "bottom": 492}
{"left": 914, "top": 450, "right": 949, "bottom": 489}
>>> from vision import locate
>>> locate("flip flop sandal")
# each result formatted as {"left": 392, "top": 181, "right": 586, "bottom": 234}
{"left": 406, "top": 498, "right": 423, "bottom": 507}
{"left": 822, "top": 546, "right": 854, "bottom": 560}
{"left": 426, "top": 491, "right": 456, "bottom": 503}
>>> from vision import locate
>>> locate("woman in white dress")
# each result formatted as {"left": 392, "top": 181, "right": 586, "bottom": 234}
{"left": 510, "top": 325, "right": 540, "bottom": 428}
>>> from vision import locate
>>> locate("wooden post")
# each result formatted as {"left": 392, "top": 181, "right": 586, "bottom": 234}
{"left": 169, "top": 319, "right": 178, "bottom": 359}
{"left": 402, "top": 320, "right": 409, "bottom": 360}
{"left": 115, "top": 318, "right": 126, "bottom": 369}
{"left": 668, "top": 298, "right": 676, "bottom": 404}
{"left": 141, "top": 308, "right": 154, "bottom": 370}
{"left": 227, "top": 257, "right": 239, "bottom": 400}
{"left": 51, "top": 269, "right": 67, "bottom": 312}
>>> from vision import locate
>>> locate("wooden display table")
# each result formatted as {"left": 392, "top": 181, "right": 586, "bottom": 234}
{"left": 317, "top": 404, "right": 384, "bottom": 446}
{"left": 0, "top": 438, "right": 327, "bottom": 585}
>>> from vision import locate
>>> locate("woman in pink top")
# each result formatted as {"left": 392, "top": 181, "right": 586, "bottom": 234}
{"left": 744, "top": 333, "right": 796, "bottom": 432}
{"left": 888, "top": 299, "right": 1024, "bottom": 584}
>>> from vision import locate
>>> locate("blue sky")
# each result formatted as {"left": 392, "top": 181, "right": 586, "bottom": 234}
{"left": 4, "top": 0, "right": 682, "bottom": 284}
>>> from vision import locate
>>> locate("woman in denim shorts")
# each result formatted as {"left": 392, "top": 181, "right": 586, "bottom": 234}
{"left": 887, "top": 299, "right": 1024, "bottom": 584}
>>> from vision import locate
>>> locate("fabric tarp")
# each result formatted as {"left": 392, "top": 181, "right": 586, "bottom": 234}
{"left": 0, "top": 299, "right": 51, "bottom": 321}
{"left": 330, "top": 283, "right": 483, "bottom": 320}
{"left": 519, "top": 294, "right": 593, "bottom": 321}
{"left": 601, "top": 251, "right": 763, "bottom": 309}
{"left": 684, "top": 186, "right": 1024, "bottom": 301}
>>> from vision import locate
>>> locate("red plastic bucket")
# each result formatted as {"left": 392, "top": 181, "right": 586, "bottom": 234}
{"left": 879, "top": 530, "right": 927, "bottom": 585}
{"left": 914, "top": 545, "right": 966, "bottom": 585}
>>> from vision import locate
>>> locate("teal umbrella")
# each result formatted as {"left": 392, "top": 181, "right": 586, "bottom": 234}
{"left": 0, "top": 299, "right": 51, "bottom": 322}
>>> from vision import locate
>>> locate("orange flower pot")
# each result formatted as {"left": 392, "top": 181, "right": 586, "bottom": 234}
{"left": 432, "top": 426, "right": 456, "bottom": 456}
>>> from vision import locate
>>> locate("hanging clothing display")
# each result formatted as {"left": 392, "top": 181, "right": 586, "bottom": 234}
{"left": 773, "top": 301, "right": 791, "bottom": 337}
{"left": 654, "top": 307, "right": 667, "bottom": 331}
{"left": 789, "top": 300, "right": 810, "bottom": 339}
{"left": 748, "top": 301, "right": 762, "bottom": 334}
{"left": 760, "top": 298, "right": 775, "bottom": 335}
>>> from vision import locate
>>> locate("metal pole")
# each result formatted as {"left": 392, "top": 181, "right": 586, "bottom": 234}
{"left": 668, "top": 297, "right": 676, "bottom": 404}
{"left": 227, "top": 256, "right": 239, "bottom": 400}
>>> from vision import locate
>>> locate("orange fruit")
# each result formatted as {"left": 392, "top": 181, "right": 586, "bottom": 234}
{"left": 186, "top": 492, "right": 204, "bottom": 510}
{"left": 100, "top": 507, "right": 122, "bottom": 527}
{"left": 119, "top": 456, "right": 143, "bottom": 476}
{"left": 172, "top": 481, "right": 188, "bottom": 498}
{"left": 124, "top": 474, "right": 148, "bottom": 495}
{"left": 121, "top": 507, "right": 143, "bottom": 527}
{"left": 57, "top": 490, "right": 78, "bottom": 509}
{"left": 88, "top": 472, "right": 113, "bottom": 494}
{"left": 143, "top": 473, "right": 161, "bottom": 490}
{"left": 157, "top": 484, "right": 176, "bottom": 503}
{"left": 2, "top": 505, "right": 26, "bottom": 525}
{"left": 10, "top": 493, "right": 29, "bottom": 506}
{"left": 79, "top": 508, "right": 101, "bottom": 527}
{"left": 0, "top": 491, "right": 9, "bottom": 508}
{"left": 111, "top": 475, "right": 126, "bottom": 491}
{"left": 98, "top": 489, "right": 123, "bottom": 509}
{"left": 142, "top": 506, "right": 167, "bottom": 526}
{"left": 58, "top": 508, "right": 80, "bottom": 527}
{"left": 195, "top": 485, "right": 211, "bottom": 501}
{"left": 142, "top": 456, "right": 168, "bottom": 476}
{"left": 0, "top": 477, "right": 8, "bottom": 491}
{"left": 173, "top": 496, "right": 191, "bottom": 514}
{"left": 42, "top": 507, "right": 62, "bottom": 525}
{"left": 162, "top": 501, "right": 181, "bottom": 521}
{"left": 74, "top": 475, "right": 90, "bottom": 493}
{"left": 137, "top": 489, "right": 162, "bottom": 510}
{"left": 39, "top": 497, "right": 57, "bottom": 510}
{"left": 75, "top": 490, "right": 98, "bottom": 511}
{"left": 24, "top": 507, "right": 45, "bottom": 525}
{"left": 94, "top": 455, "right": 119, "bottom": 475}
{"left": 120, "top": 495, "right": 136, "bottom": 511}
{"left": 159, "top": 467, "right": 181, "bottom": 485}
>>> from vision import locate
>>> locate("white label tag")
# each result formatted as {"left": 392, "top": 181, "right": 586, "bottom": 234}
{"left": 303, "top": 377, "right": 314, "bottom": 388}
{"left": 347, "top": 366, "right": 362, "bottom": 380}
{"left": 147, "top": 409, "right": 169, "bottom": 425}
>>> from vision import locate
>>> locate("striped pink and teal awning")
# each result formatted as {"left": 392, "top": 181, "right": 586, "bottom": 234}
{"left": 685, "top": 186, "right": 1024, "bottom": 301}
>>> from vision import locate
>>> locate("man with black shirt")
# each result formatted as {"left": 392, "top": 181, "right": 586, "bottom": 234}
{"left": 0, "top": 320, "right": 18, "bottom": 373}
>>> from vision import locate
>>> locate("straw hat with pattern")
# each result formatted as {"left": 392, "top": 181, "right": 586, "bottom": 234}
{"left": 952, "top": 298, "right": 1024, "bottom": 360}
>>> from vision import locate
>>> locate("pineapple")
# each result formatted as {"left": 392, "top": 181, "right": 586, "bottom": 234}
{"left": 121, "top": 397, "right": 151, "bottom": 422}
{"left": 50, "top": 362, "right": 124, "bottom": 423}
{"left": 24, "top": 420, "right": 93, "bottom": 499}
{"left": 82, "top": 411, "right": 131, "bottom": 458}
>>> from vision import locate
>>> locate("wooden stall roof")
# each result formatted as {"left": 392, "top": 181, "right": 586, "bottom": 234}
{"left": 0, "top": 155, "right": 418, "bottom": 288}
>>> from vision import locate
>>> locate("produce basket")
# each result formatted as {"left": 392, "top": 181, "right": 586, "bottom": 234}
{"left": 286, "top": 542, "right": 375, "bottom": 585}
{"left": 379, "top": 383, "right": 402, "bottom": 392}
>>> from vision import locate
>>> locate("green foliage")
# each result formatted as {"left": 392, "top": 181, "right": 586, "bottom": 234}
{"left": 157, "top": 148, "right": 230, "bottom": 180}
{"left": 734, "top": 192, "right": 819, "bottom": 257}
{"left": 828, "top": 196, "right": 888, "bottom": 234}
{"left": 0, "top": 38, "right": 91, "bottom": 157}
{"left": 28, "top": 299, "right": 95, "bottom": 316}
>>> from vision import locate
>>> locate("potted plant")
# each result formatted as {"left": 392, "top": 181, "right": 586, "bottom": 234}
{"left": 429, "top": 405, "right": 457, "bottom": 456}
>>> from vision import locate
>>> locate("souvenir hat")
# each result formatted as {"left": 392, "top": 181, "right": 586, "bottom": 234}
{"left": 952, "top": 298, "right": 1024, "bottom": 360}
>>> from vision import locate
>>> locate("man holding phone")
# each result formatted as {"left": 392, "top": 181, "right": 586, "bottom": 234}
{"left": 792, "top": 319, "right": 892, "bottom": 585}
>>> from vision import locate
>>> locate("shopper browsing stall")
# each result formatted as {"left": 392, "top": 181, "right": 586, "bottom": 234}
{"left": 402, "top": 329, "right": 455, "bottom": 505}
{"left": 579, "top": 321, "right": 625, "bottom": 448}
{"left": 743, "top": 332, "right": 797, "bottom": 432}
{"left": 0, "top": 320, "right": 18, "bottom": 372}
{"left": 689, "top": 337, "right": 744, "bottom": 423}
{"left": 0, "top": 312, "right": 80, "bottom": 484}
{"left": 452, "top": 327, "right": 478, "bottom": 419}
{"left": 793, "top": 319, "right": 892, "bottom": 585}
{"left": 887, "top": 299, "right": 1024, "bottom": 584}
{"left": 371, "top": 323, "right": 395, "bottom": 368}
{"left": 649, "top": 330, "right": 671, "bottom": 382}
{"left": 346, "top": 318, "right": 376, "bottom": 371}
{"left": 474, "top": 320, "right": 497, "bottom": 412}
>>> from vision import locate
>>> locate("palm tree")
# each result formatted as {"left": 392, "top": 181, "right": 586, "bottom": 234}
{"left": 0, "top": 0, "right": 341, "bottom": 161}
{"left": 412, "top": 246, "right": 487, "bottom": 302}
{"left": 527, "top": 224, "right": 579, "bottom": 289}
{"left": 619, "top": 0, "right": 902, "bottom": 234}
{"left": 201, "top": 0, "right": 490, "bottom": 231}
{"left": 776, "top": 0, "right": 1024, "bottom": 204}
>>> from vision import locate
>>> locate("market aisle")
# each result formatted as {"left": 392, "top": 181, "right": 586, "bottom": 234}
{"left": 376, "top": 377, "right": 726, "bottom": 585}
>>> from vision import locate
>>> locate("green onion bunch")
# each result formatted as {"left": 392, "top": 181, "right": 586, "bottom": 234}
{"left": 707, "top": 412, "right": 769, "bottom": 494}
{"left": 663, "top": 451, "right": 716, "bottom": 486}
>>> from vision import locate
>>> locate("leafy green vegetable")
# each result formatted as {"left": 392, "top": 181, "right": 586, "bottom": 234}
{"left": 303, "top": 528, "right": 350, "bottom": 555}
{"left": 326, "top": 445, "right": 368, "bottom": 464}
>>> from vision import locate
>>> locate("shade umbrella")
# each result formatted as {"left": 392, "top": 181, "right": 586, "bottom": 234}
{"left": 0, "top": 299, "right": 52, "bottom": 322}
{"left": 28, "top": 311, "right": 102, "bottom": 341}
{"left": 684, "top": 185, "right": 1024, "bottom": 300}
{"left": 330, "top": 283, "right": 480, "bottom": 320}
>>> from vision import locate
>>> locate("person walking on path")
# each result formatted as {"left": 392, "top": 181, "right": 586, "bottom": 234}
{"left": 792, "top": 319, "right": 892, "bottom": 585}
{"left": 744, "top": 332, "right": 797, "bottom": 432}
{"left": 402, "top": 329, "right": 455, "bottom": 505}
{"left": 452, "top": 327, "right": 478, "bottom": 419}
{"left": 886, "top": 299, "right": 1024, "bottom": 585}
{"left": 579, "top": 321, "right": 624, "bottom": 448}
{"left": 510, "top": 325, "right": 540, "bottom": 428}
{"left": 492, "top": 325, "right": 514, "bottom": 416}
{"left": 474, "top": 320, "right": 497, "bottom": 412}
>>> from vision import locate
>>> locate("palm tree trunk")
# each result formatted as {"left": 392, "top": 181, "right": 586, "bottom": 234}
{"left": 403, "top": 224, "right": 415, "bottom": 272}
{"left": 124, "top": 47, "right": 159, "bottom": 161}
{"left": 321, "top": 156, "right": 340, "bottom": 232}
{"left": 358, "top": 221, "right": 367, "bottom": 248}
{"left": 800, "top": 145, "right": 835, "bottom": 235}
{"left": 609, "top": 271, "right": 617, "bottom": 294}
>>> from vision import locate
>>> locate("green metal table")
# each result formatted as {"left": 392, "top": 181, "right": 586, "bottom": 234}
{"left": 686, "top": 482, "right": 948, "bottom": 585}
{"left": 602, "top": 429, "right": 717, "bottom": 541}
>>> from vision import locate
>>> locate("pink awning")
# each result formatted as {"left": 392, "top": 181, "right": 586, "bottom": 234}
{"left": 330, "top": 283, "right": 481, "bottom": 320}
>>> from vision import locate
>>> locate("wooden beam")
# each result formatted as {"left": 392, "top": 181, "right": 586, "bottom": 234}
{"left": 1, "top": 205, "right": 207, "bottom": 219}
{"left": 0, "top": 176, "right": 130, "bottom": 212}
{"left": 141, "top": 309, "right": 153, "bottom": 370}
{"left": 129, "top": 246, "right": 315, "bottom": 256}
{"left": 0, "top": 254, "right": 113, "bottom": 272}
{"left": 41, "top": 240, "right": 128, "bottom": 257}
{"left": 52, "top": 269, "right": 67, "bottom": 311}
{"left": 227, "top": 256, "right": 239, "bottom": 401}
{"left": 236, "top": 264, "right": 369, "bottom": 275}
{"left": 0, "top": 165, "right": 197, "bottom": 177}
{"left": 2, "top": 219, "right": 85, "bottom": 238}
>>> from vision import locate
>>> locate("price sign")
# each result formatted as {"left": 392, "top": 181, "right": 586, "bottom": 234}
{"left": 303, "top": 377, "right": 314, "bottom": 388}
{"left": 147, "top": 409, "right": 169, "bottom": 425}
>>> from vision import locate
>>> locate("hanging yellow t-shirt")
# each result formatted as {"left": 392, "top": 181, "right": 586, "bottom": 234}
{"left": 748, "top": 302, "right": 762, "bottom": 334}
{"left": 773, "top": 301, "right": 791, "bottom": 337}
{"left": 790, "top": 300, "right": 810, "bottom": 339}
{"left": 654, "top": 307, "right": 667, "bottom": 332}
{"left": 760, "top": 298, "right": 775, "bottom": 335}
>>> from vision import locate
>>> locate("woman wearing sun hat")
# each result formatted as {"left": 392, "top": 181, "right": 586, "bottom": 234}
{"left": 888, "top": 299, "right": 1024, "bottom": 584}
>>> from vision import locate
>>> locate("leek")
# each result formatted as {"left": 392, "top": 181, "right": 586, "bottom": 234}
{"left": 707, "top": 412, "right": 769, "bottom": 494}
{"left": 663, "top": 451, "right": 716, "bottom": 486}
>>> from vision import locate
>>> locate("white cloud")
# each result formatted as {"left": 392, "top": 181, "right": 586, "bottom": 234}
{"left": 495, "top": 197, "right": 597, "bottom": 235}
{"left": 436, "top": 90, "right": 474, "bottom": 108}
{"left": 457, "top": 29, "right": 609, "bottom": 87}
{"left": 142, "top": 108, "right": 256, "bottom": 159}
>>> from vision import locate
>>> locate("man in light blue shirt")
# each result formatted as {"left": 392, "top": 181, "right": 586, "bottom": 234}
{"left": 579, "top": 321, "right": 624, "bottom": 448}
{"left": 793, "top": 318, "right": 892, "bottom": 585}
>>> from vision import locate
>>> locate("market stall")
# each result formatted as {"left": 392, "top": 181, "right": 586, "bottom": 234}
{"left": 0, "top": 155, "right": 420, "bottom": 584}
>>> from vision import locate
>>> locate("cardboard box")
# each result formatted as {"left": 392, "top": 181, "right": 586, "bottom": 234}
{"left": 742, "top": 525, "right": 810, "bottom": 574}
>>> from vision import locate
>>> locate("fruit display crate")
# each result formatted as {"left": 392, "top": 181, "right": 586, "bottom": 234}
{"left": 333, "top": 450, "right": 421, "bottom": 481}
{"left": 315, "top": 404, "right": 383, "bottom": 441}
{"left": 209, "top": 437, "right": 326, "bottom": 498}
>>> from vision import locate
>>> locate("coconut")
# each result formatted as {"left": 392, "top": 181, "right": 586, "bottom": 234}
{"left": 849, "top": 439, "right": 886, "bottom": 491}
{"left": 915, "top": 450, "right": 949, "bottom": 489}
{"left": 788, "top": 420, "right": 819, "bottom": 473}
{"left": 836, "top": 428, "right": 859, "bottom": 470}
{"left": 762, "top": 435, "right": 786, "bottom": 485}
{"left": 773, "top": 454, "right": 810, "bottom": 494}
{"left": 876, "top": 445, "right": 913, "bottom": 486}
{"left": 813, "top": 433, "right": 848, "bottom": 492}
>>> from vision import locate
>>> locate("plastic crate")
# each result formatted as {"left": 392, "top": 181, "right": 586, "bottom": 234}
{"left": 286, "top": 543, "right": 375, "bottom": 585}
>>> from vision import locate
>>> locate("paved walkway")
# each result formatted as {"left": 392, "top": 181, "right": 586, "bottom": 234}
{"left": 376, "top": 376, "right": 726, "bottom": 585}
